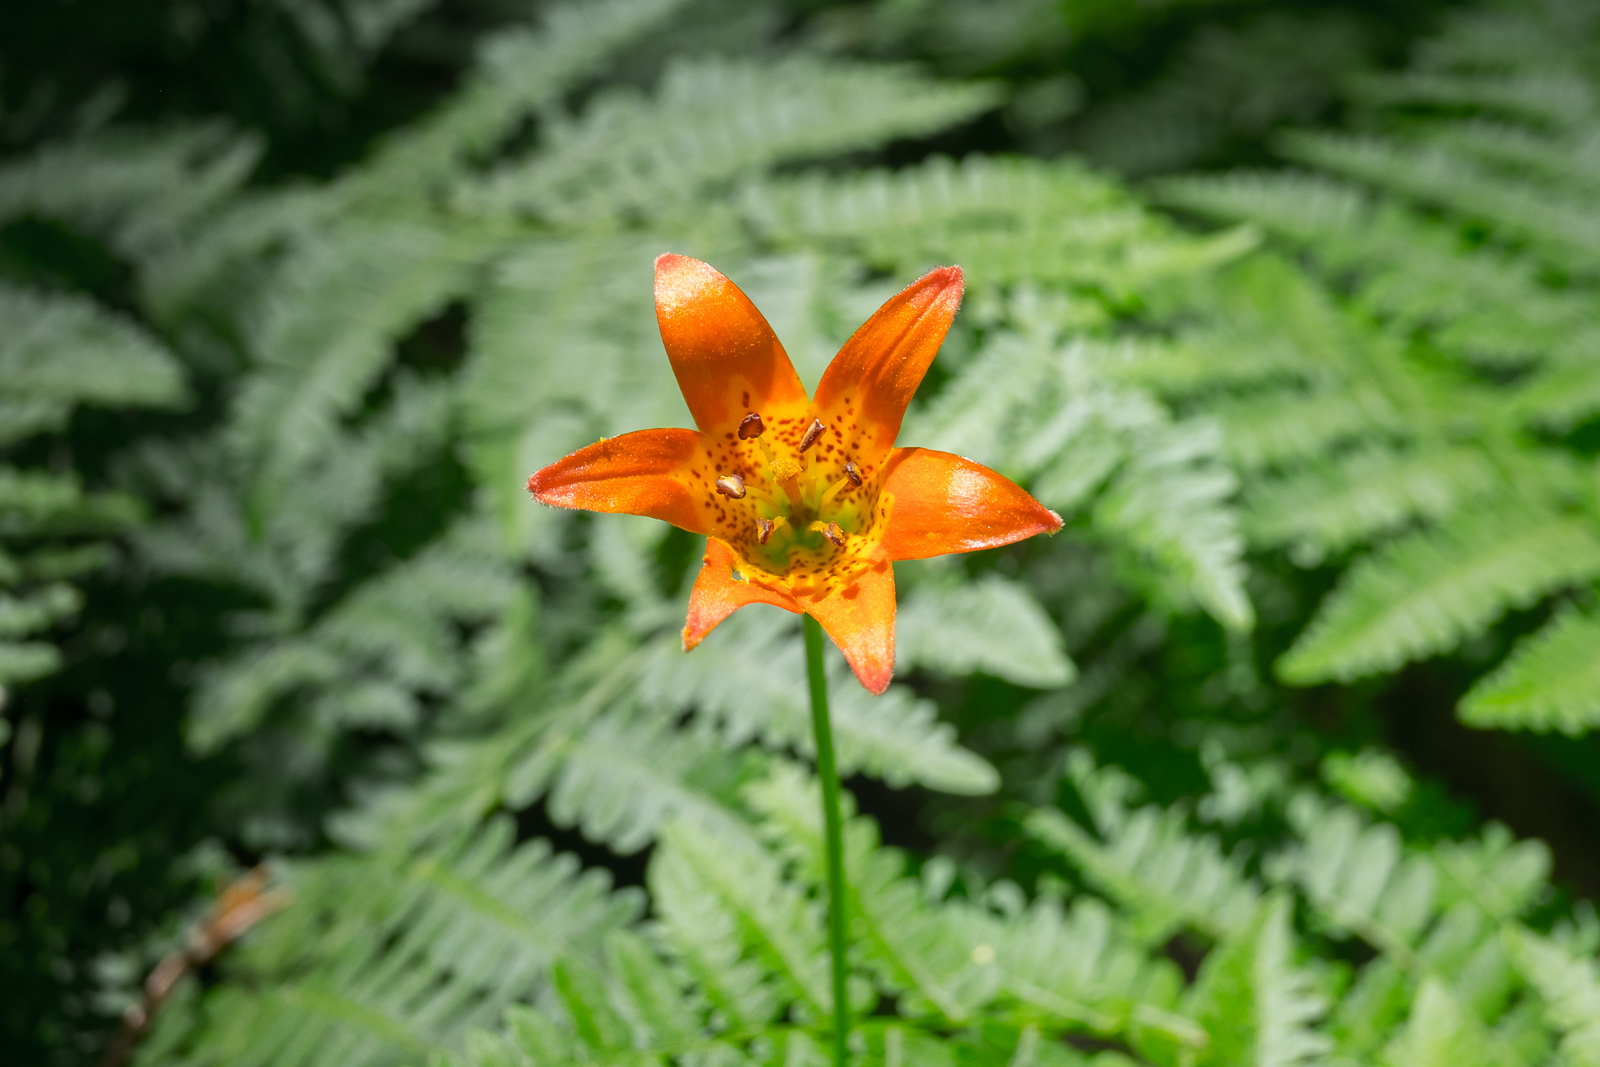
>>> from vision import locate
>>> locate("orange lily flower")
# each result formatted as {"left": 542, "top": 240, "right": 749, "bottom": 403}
{"left": 528, "top": 255, "right": 1062, "bottom": 694}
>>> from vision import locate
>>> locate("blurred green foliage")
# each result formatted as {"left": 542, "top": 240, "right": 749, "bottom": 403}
{"left": 5, "top": 0, "right": 1600, "bottom": 1065}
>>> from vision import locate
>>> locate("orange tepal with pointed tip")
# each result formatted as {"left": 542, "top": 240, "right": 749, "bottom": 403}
{"left": 528, "top": 254, "right": 1063, "bottom": 694}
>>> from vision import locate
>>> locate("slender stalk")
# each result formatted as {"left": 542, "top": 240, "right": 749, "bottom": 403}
{"left": 803, "top": 614, "right": 851, "bottom": 1067}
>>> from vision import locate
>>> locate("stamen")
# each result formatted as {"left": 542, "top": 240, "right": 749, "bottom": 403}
{"left": 799, "top": 419, "right": 826, "bottom": 453}
{"left": 715, "top": 474, "right": 746, "bottom": 499}
{"left": 818, "top": 475, "right": 852, "bottom": 510}
{"left": 843, "top": 460, "right": 862, "bottom": 487}
{"left": 757, "top": 518, "right": 774, "bottom": 544}
{"left": 738, "top": 413, "right": 765, "bottom": 439}
{"left": 822, "top": 521, "right": 846, "bottom": 547}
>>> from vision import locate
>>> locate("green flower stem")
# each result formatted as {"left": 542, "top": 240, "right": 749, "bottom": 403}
{"left": 803, "top": 614, "right": 851, "bottom": 1067}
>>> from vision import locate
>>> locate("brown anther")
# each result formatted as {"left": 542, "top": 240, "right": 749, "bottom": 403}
{"left": 715, "top": 474, "right": 746, "bottom": 499}
{"left": 757, "top": 518, "right": 774, "bottom": 544}
{"left": 822, "top": 522, "right": 846, "bottom": 547}
{"left": 799, "top": 419, "right": 826, "bottom": 452}
{"left": 738, "top": 413, "right": 766, "bottom": 439}
{"left": 843, "top": 460, "right": 862, "bottom": 487}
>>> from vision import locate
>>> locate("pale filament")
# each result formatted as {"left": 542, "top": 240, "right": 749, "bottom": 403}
{"left": 719, "top": 412, "right": 855, "bottom": 544}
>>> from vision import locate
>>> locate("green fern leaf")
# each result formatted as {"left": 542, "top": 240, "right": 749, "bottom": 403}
{"left": 654, "top": 818, "right": 833, "bottom": 1020}
{"left": 1093, "top": 420, "right": 1253, "bottom": 630}
{"left": 640, "top": 611, "right": 1000, "bottom": 795}
{"left": 1026, "top": 804, "right": 1260, "bottom": 945}
{"left": 999, "top": 895, "right": 1192, "bottom": 1041}
{"left": 544, "top": 708, "right": 749, "bottom": 854}
{"left": 0, "top": 641, "right": 61, "bottom": 685}
{"left": 648, "top": 825, "right": 781, "bottom": 1035}
{"left": 0, "top": 125, "right": 258, "bottom": 261}
{"left": 1278, "top": 509, "right": 1600, "bottom": 685}
{"left": 1514, "top": 357, "right": 1600, "bottom": 433}
{"left": 754, "top": 155, "right": 1251, "bottom": 296}
{"left": 1379, "top": 977, "right": 1523, "bottom": 1067}
{"left": 1277, "top": 796, "right": 1437, "bottom": 963}
{"left": 743, "top": 765, "right": 1001, "bottom": 1024}
{"left": 471, "top": 57, "right": 999, "bottom": 222}
{"left": 1429, "top": 823, "right": 1550, "bottom": 923}
{"left": 366, "top": 0, "right": 690, "bottom": 190}
{"left": 0, "top": 284, "right": 185, "bottom": 428}
{"left": 1503, "top": 928, "right": 1600, "bottom": 1067}
{"left": 1280, "top": 131, "right": 1600, "bottom": 270}
{"left": 232, "top": 219, "right": 495, "bottom": 512}
{"left": 0, "top": 585, "right": 83, "bottom": 640}
{"left": 896, "top": 575, "right": 1075, "bottom": 688}
{"left": 1246, "top": 445, "right": 1502, "bottom": 561}
{"left": 551, "top": 955, "right": 634, "bottom": 1056}
{"left": 1185, "top": 896, "right": 1331, "bottom": 1067}
{"left": 1217, "top": 385, "right": 1401, "bottom": 474}
{"left": 1461, "top": 609, "right": 1600, "bottom": 734}
{"left": 1155, "top": 170, "right": 1372, "bottom": 247}
{"left": 168, "top": 819, "right": 639, "bottom": 1067}
{"left": 1347, "top": 70, "right": 1593, "bottom": 128}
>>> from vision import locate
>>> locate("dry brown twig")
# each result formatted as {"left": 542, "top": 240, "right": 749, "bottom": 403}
{"left": 101, "top": 865, "right": 291, "bottom": 1067}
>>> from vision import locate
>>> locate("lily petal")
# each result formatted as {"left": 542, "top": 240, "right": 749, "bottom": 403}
{"left": 656, "top": 254, "right": 811, "bottom": 436}
{"left": 810, "top": 266, "right": 963, "bottom": 465}
{"left": 682, "top": 538, "right": 801, "bottom": 650}
{"left": 877, "top": 447, "right": 1063, "bottom": 561}
{"left": 805, "top": 551, "right": 896, "bottom": 695}
{"left": 528, "top": 428, "right": 713, "bottom": 534}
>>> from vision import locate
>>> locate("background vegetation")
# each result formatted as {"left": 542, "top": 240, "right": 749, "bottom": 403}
{"left": 5, "top": 0, "right": 1600, "bottom": 1064}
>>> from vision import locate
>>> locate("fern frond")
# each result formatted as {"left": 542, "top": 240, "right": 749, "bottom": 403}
{"left": 1245, "top": 444, "right": 1502, "bottom": 560}
{"left": 363, "top": 0, "right": 688, "bottom": 195}
{"left": 752, "top": 154, "right": 1254, "bottom": 297}
{"left": 1162, "top": 172, "right": 1588, "bottom": 371}
{"left": 0, "top": 641, "right": 62, "bottom": 685}
{"left": 1276, "top": 796, "right": 1437, "bottom": 963}
{"left": 1378, "top": 977, "right": 1523, "bottom": 1067}
{"left": 1155, "top": 169, "right": 1373, "bottom": 247}
{"left": 1185, "top": 896, "right": 1331, "bottom": 1067}
{"left": 1280, "top": 131, "right": 1600, "bottom": 269}
{"left": 1216, "top": 385, "right": 1401, "bottom": 473}
{"left": 1503, "top": 928, "right": 1600, "bottom": 1067}
{"left": 1513, "top": 356, "right": 1600, "bottom": 433}
{"left": 186, "top": 515, "right": 511, "bottom": 751}
{"left": 1093, "top": 419, "right": 1253, "bottom": 629}
{"left": 654, "top": 817, "right": 834, "bottom": 1020}
{"left": 470, "top": 57, "right": 999, "bottom": 222}
{"left": 0, "top": 468, "right": 142, "bottom": 538}
{"left": 231, "top": 219, "right": 495, "bottom": 513}
{"left": 907, "top": 324, "right": 1252, "bottom": 630}
{"left": 640, "top": 610, "right": 1000, "bottom": 795}
{"left": 1460, "top": 609, "right": 1600, "bottom": 734}
{"left": 0, "top": 124, "right": 258, "bottom": 261}
{"left": 1026, "top": 804, "right": 1260, "bottom": 945}
{"left": 999, "top": 896, "right": 1193, "bottom": 1043}
{"left": 0, "top": 585, "right": 83, "bottom": 642}
{"left": 159, "top": 819, "right": 639, "bottom": 1067}
{"left": 1100, "top": 329, "right": 1317, "bottom": 398}
{"left": 543, "top": 708, "right": 750, "bottom": 854}
{"left": 1429, "top": 823, "right": 1550, "bottom": 923}
{"left": 0, "top": 284, "right": 185, "bottom": 426}
{"left": 896, "top": 575, "right": 1074, "bottom": 688}
{"left": 1278, "top": 508, "right": 1600, "bottom": 684}
{"left": 743, "top": 765, "right": 1001, "bottom": 1024}
{"left": 1348, "top": 70, "right": 1594, "bottom": 127}
{"left": 1429, "top": 119, "right": 1600, "bottom": 198}
{"left": 648, "top": 825, "right": 781, "bottom": 1035}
